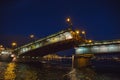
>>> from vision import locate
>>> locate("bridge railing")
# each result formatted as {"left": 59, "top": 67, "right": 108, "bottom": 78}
{"left": 75, "top": 40, "right": 120, "bottom": 54}
{"left": 14, "top": 29, "right": 82, "bottom": 55}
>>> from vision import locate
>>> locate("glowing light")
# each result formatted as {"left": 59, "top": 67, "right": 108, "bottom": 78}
{"left": 0, "top": 45, "right": 4, "bottom": 50}
{"left": 30, "top": 34, "right": 34, "bottom": 38}
{"left": 82, "top": 31, "right": 85, "bottom": 34}
{"left": 1, "top": 51, "right": 9, "bottom": 54}
{"left": 4, "top": 63, "right": 16, "bottom": 80}
{"left": 75, "top": 30, "right": 80, "bottom": 34}
{"left": 11, "top": 54, "right": 15, "bottom": 57}
{"left": 99, "top": 45, "right": 108, "bottom": 53}
{"left": 66, "top": 18, "right": 70, "bottom": 22}
{"left": 0, "top": 45, "right": 3, "bottom": 48}
{"left": 108, "top": 45, "right": 118, "bottom": 52}
{"left": 76, "top": 47, "right": 89, "bottom": 54}
{"left": 11, "top": 42, "right": 17, "bottom": 47}
{"left": 64, "top": 32, "right": 73, "bottom": 39}
{"left": 88, "top": 40, "right": 92, "bottom": 43}
{"left": 91, "top": 46, "right": 100, "bottom": 53}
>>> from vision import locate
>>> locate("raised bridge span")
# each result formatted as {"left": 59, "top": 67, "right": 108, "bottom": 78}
{"left": 14, "top": 29, "right": 84, "bottom": 57}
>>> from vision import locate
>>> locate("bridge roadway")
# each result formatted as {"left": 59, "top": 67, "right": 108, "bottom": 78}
{"left": 14, "top": 29, "right": 83, "bottom": 57}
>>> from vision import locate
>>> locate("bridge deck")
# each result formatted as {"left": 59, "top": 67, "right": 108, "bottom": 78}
{"left": 14, "top": 29, "right": 82, "bottom": 57}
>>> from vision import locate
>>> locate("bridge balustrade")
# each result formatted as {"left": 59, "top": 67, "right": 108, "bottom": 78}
{"left": 75, "top": 40, "right": 120, "bottom": 54}
{"left": 14, "top": 29, "right": 81, "bottom": 56}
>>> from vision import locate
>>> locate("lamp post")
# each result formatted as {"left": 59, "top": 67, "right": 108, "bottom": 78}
{"left": 81, "top": 30, "right": 86, "bottom": 42}
{"left": 29, "top": 34, "right": 36, "bottom": 42}
{"left": 75, "top": 30, "right": 80, "bottom": 34}
{"left": 11, "top": 42, "right": 17, "bottom": 49}
{"left": 0, "top": 45, "right": 3, "bottom": 48}
{"left": 88, "top": 40, "right": 92, "bottom": 43}
{"left": 66, "top": 17, "right": 73, "bottom": 30}
{"left": 0, "top": 45, "right": 4, "bottom": 51}
{"left": 30, "top": 34, "right": 34, "bottom": 39}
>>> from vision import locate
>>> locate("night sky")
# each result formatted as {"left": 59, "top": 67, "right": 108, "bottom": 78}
{"left": 0, "top": 0, "right": 120, "bottom": 48}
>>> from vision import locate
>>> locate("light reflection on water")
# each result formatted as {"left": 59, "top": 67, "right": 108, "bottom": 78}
{"left": 64, "top": 68, "right": 96, "bottom": 80}
{"left": 4, "top": 63, "right": 16, "bottom": 80}
{"left": 0, "top": 62, "right": 120, "bottom": 80}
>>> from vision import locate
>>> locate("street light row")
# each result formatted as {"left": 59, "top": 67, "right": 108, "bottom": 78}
{"left": 11, "top": 34, "right": 35, "bottom": 49}
{"left": 66, "top": 17, "right": 93, "bottom": 43}
{"left": 10, "top": 18, "right": 92, "bottom": 49}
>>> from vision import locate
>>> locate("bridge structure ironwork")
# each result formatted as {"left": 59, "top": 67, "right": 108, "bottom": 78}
{"left": 13, "top": 28, "right": 85, "bottom": 58}
{"left": 75, "top": 39, "right": 120, "bottom": 60}
{"left": 12, "top": 17, "right": 120, "bottom": 63}
{"left": 12, "top": 29, "right": 120, "bottom": 64}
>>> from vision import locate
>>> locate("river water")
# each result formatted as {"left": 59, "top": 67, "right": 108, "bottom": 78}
{"left": 0, "top": 61, "right": 120, "bottom": 80}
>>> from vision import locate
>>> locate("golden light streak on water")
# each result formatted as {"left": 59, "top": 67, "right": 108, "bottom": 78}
{"left": 4, "top": 62, "right": 16, "bottom": 80}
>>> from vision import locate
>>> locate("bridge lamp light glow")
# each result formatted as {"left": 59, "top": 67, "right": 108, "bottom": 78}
{"left": 30, "top": 34, "right": 34, "bottom": 38}
{"left": 75, "top": 30, "right": 80, "bottom": 34}
{"left": 0, "top": 45, "right": 3, "bottom": 48}
{"left": 88, "top": 40, "right": 92, "bottom": 43}
{"left": 81, "top": 30, "right": 85, "bottom": 34}
{"left": 66, "top": 18, "right": 70, "bottom": 22}
{"left": 11, "top": 42, "right": 17, "bottom": 47}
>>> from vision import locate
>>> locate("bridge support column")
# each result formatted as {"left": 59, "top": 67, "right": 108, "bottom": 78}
{"left": 73, "top": 54, "right": 93, "bottom": 68}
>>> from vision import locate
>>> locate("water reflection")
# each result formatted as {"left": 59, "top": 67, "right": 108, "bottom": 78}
{"left": 4, "top": 62, "right": 16, "bottom": 80}
{"left": 0, "top": 62, "right": 120, "bottom": 80}
{"left": 15, "top": 63, "right": 69, "bottom": 80}
{"left": 26, "top": 64, "right": 69, "bottom": 80}
{"left": 66, "top": 68, "right": 120, "bottom": 80}
{"left": 15, "top": 64, "right": 37, "bottom": 80}
{"left": 64, "top": 68, "right": 96, "bottom": 80}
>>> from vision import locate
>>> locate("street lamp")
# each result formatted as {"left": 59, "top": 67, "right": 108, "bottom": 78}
{"left": 82, "top": 30, "right": 85, "bottom": 35}
{"left": 75, "top": 30, "right": 80, "bottom": 34}
{"left": 29, "top": 34, "right": 37, "bottom": 42}
{"left": 0, "top": 45, "right": 3, "bottom": 48}
{"left": 66, "top": 17, "right": 73, "bottom": 29}
{"left": 11, "top": 42, "right": 17, "bottom": 49}
{"left": 66, "top": 18, "right": 70, "bottom": 22}
{"left": 0, "top": 45, "right": 4, "bottom": 51}
{"left": 30, "top": 34, "right": 34, "bottom": 39}
{"left": 88, "top": 40, "right": 92, "bottom": 43}
{"left": 81, "top": 30, "right": 86, "bottom": 42}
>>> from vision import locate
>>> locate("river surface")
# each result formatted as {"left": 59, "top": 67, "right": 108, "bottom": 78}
{"left": 0, "top": 61, "right": 120, "bottom": 80}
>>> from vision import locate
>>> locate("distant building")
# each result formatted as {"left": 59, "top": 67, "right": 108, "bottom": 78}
{"left": 43, "top": 54, "right": 62, "bottom": 60}
{"left": 0, "top": 47, "right": 13, "bottom": 62}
